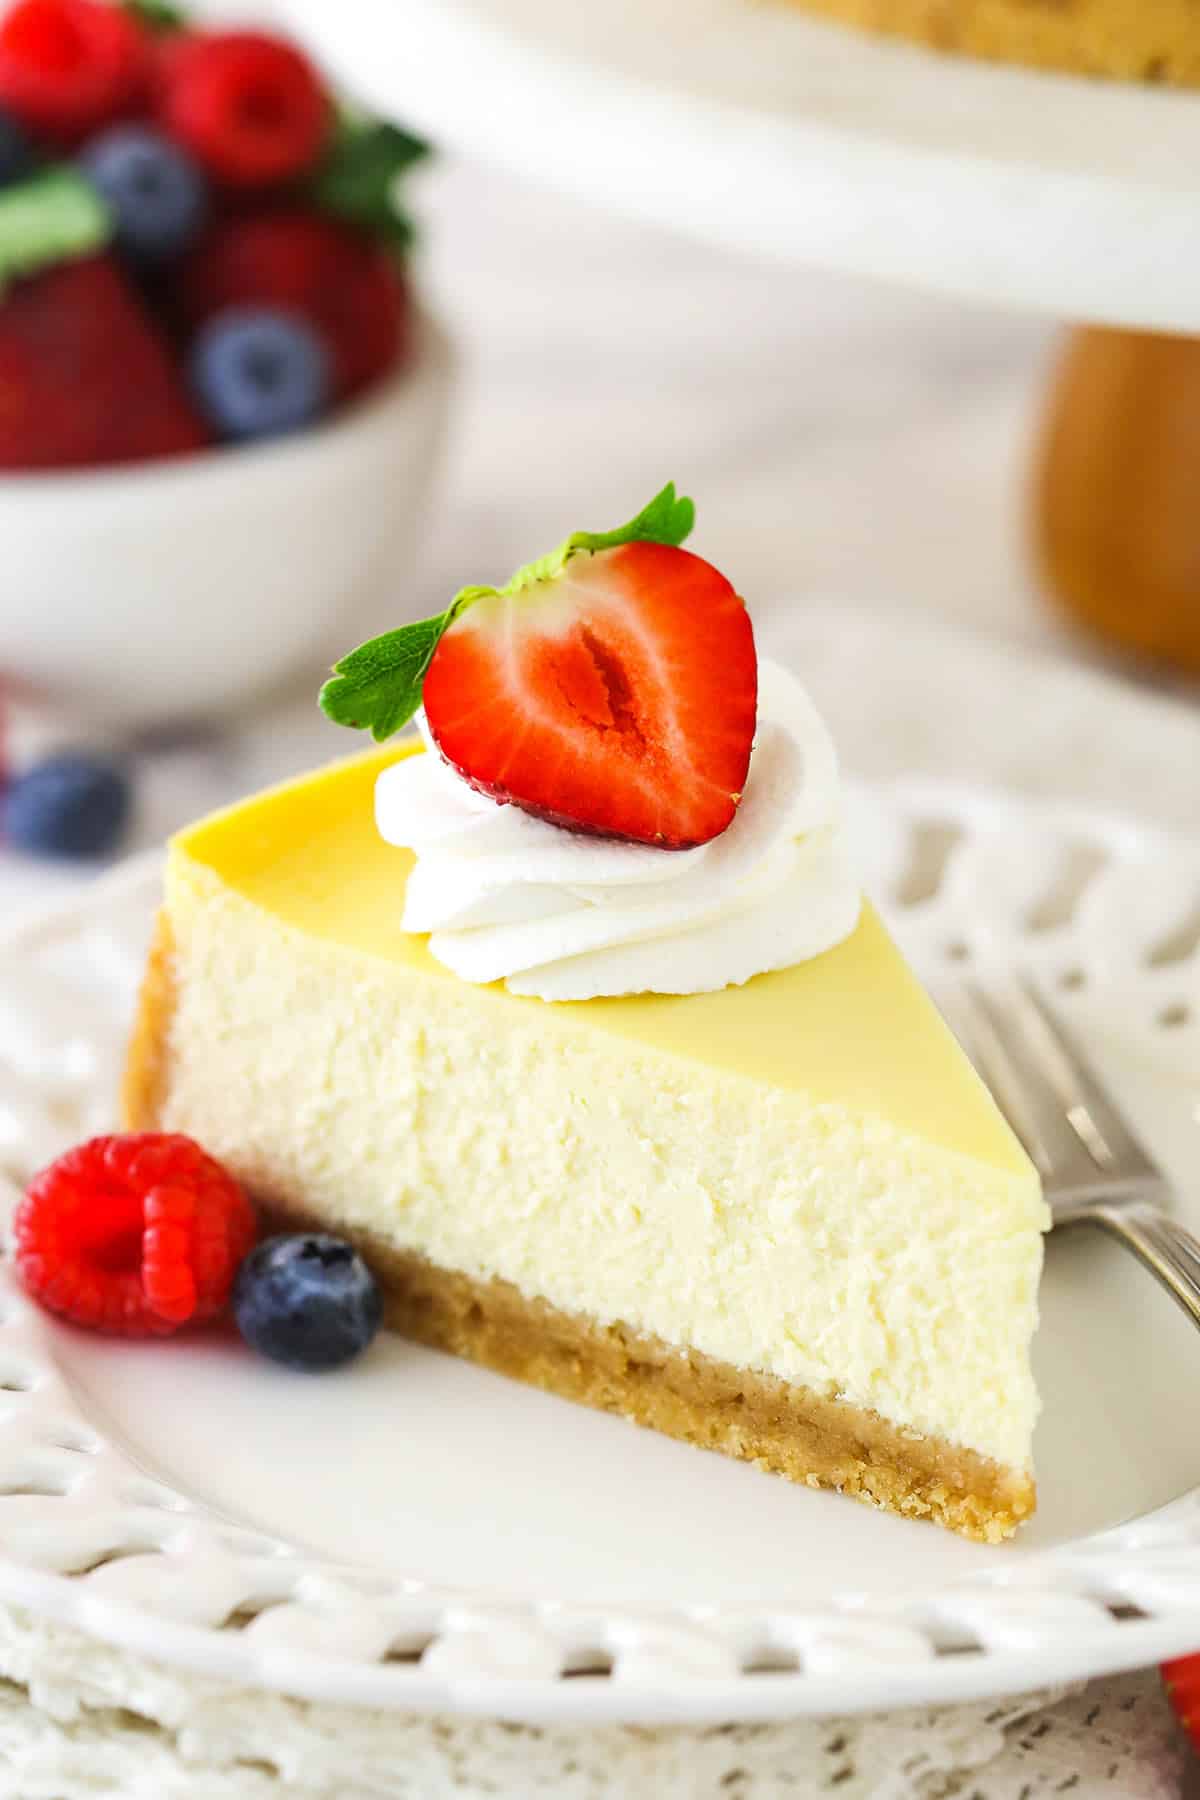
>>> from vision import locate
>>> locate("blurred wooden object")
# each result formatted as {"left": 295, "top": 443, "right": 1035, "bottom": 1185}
{"left": 1035, "top": 326, "right": 1200, "bottom": 676}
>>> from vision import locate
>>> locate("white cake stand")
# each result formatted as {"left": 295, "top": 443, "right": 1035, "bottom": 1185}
{"left": 278, "top": 0, "right": 1200, "bottom": 331}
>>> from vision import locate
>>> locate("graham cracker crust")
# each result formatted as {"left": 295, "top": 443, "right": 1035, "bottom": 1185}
{"left": 123, "top": 909, "right": 1034, "bottom": 1544}
{"left": 122, "top": 909, "right": 175, "bottom": 1133}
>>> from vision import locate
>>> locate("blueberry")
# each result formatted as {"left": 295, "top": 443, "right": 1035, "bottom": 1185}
{"left": 81, "top": 126, "right": 207, "bottom": 263}
{"left": 0, "top": 109, "right": 33, "bottom": 190}
{"left": 4, "top": 752, "right": 132, "bottom": 861}
{"left": 233, "top": 1234, "right": 383, "bottom": 1372}
{"left": 189, "top": 309, "right": 331, "bottom": 445}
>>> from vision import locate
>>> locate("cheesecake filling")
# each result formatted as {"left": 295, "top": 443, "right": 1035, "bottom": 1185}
{"left": 150, "top": 851, "right": 1045, "bottom": 1479}
{"left": 374, "top": 660, "right": 862, "bottom": 1001}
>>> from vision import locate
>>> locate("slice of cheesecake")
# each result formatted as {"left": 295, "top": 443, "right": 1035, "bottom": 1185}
{"left": 124, "top": 742, "right": 1047, "bottom": 1542}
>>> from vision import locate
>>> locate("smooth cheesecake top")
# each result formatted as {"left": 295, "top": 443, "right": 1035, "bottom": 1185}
{"left": 173, "top": 745, "right": 1032, "bottom": 1177}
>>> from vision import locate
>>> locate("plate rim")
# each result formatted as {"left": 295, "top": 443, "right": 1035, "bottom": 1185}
{"left": 3, "top": 1544, "right": 1200, "bottom": 1723}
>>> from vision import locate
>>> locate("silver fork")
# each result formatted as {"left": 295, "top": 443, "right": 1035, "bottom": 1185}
{"left": 946, "top": 975, "right": 1200, "bottom": 1328}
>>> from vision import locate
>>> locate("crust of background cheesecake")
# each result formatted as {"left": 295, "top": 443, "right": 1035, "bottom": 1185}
{"left": 780, "top": 0, "right": 1200, "bottom": 87}
{"left": 123, "top": 909, "right": 1034, "bottom": 1544}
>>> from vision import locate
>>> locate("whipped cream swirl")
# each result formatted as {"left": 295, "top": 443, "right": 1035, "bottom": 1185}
{"left": 374, "top": 659, "right": 860, "bottom": 1001}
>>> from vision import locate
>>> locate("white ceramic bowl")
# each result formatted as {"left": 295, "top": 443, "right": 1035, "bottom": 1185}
{"left": 0, "top": 307, "right": 456, "bottom": 732}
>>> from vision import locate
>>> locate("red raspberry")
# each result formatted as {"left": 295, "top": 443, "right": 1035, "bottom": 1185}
{"left": 0, "top": 0, "right": 148, "bottom": 145}
{"left": 158, "top": 30, "right": 330, "bottom": 189}
{"left": 178, "top": 210, "right": 409, "bottom": 402}
{"left": 0, "top": 254, "right": 210, "bottom": 471}
{"left": 13, "top": 1134, "right": 256, "bottom": 1337}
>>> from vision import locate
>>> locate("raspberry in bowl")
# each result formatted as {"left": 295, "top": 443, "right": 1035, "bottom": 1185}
{"left": 0, "top": 0, "right": 454, "bottom": 731}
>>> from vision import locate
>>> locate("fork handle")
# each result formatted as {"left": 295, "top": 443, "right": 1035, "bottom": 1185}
{"left": 1080, "top": 1200, "right": 1200, "bottom": 1329}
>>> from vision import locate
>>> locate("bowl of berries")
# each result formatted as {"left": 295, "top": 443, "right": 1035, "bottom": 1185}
{"left": 0, "top": 0, "right": 454, "bottom": 731}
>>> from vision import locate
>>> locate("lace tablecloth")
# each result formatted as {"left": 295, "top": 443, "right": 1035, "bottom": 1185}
{"left": 0, "top": 1603, "right": 1185, "bottom": 1797}
{"left": 3, "top": 156, "right": 1199, "bottom": 1795}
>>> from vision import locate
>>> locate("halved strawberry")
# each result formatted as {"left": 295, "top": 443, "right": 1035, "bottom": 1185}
{"left": 422, "top": 540, "right": 756, "bottom": 849}
{"left": 319, "top": 484, "right": 759, "bottom": 851}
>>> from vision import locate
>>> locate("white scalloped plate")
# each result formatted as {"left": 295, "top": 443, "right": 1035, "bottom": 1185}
{"left": 2, "top": 782, "right": 1200, "bottom": 1725}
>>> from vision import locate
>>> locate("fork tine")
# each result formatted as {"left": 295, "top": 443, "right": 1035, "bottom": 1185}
{"left": 1012, "top": 976, "right": 1159, "bottom": 1178}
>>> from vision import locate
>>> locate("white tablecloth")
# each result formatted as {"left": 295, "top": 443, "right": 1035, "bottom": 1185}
{"left": 1, "top": 158, "right": 1197, "bottom": 1796}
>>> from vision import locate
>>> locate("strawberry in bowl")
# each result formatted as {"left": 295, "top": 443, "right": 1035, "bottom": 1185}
{"left": 0, "top": 0, "right": 453, "bottom": 733}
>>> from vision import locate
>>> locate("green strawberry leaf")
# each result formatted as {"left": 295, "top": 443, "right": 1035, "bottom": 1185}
{"left": 122, "top": 0, "right": 188, "bottom": 28}
{"left": 319, "top": 484, "right": 695, "bottom": 743}
{"left": 0, "top": 168, "right": 111, "bottom": 294}
{"left": 310, "top": 117, "right": 430, "bottom": 255}
{"left": 319, "top": 611, "right": 451, "bottom": 744}
{"left": 506, "top": 481, "right": 695, "bottom": 593}
{"left": 568, "top": 481, "right": 695, "bottom": 556}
